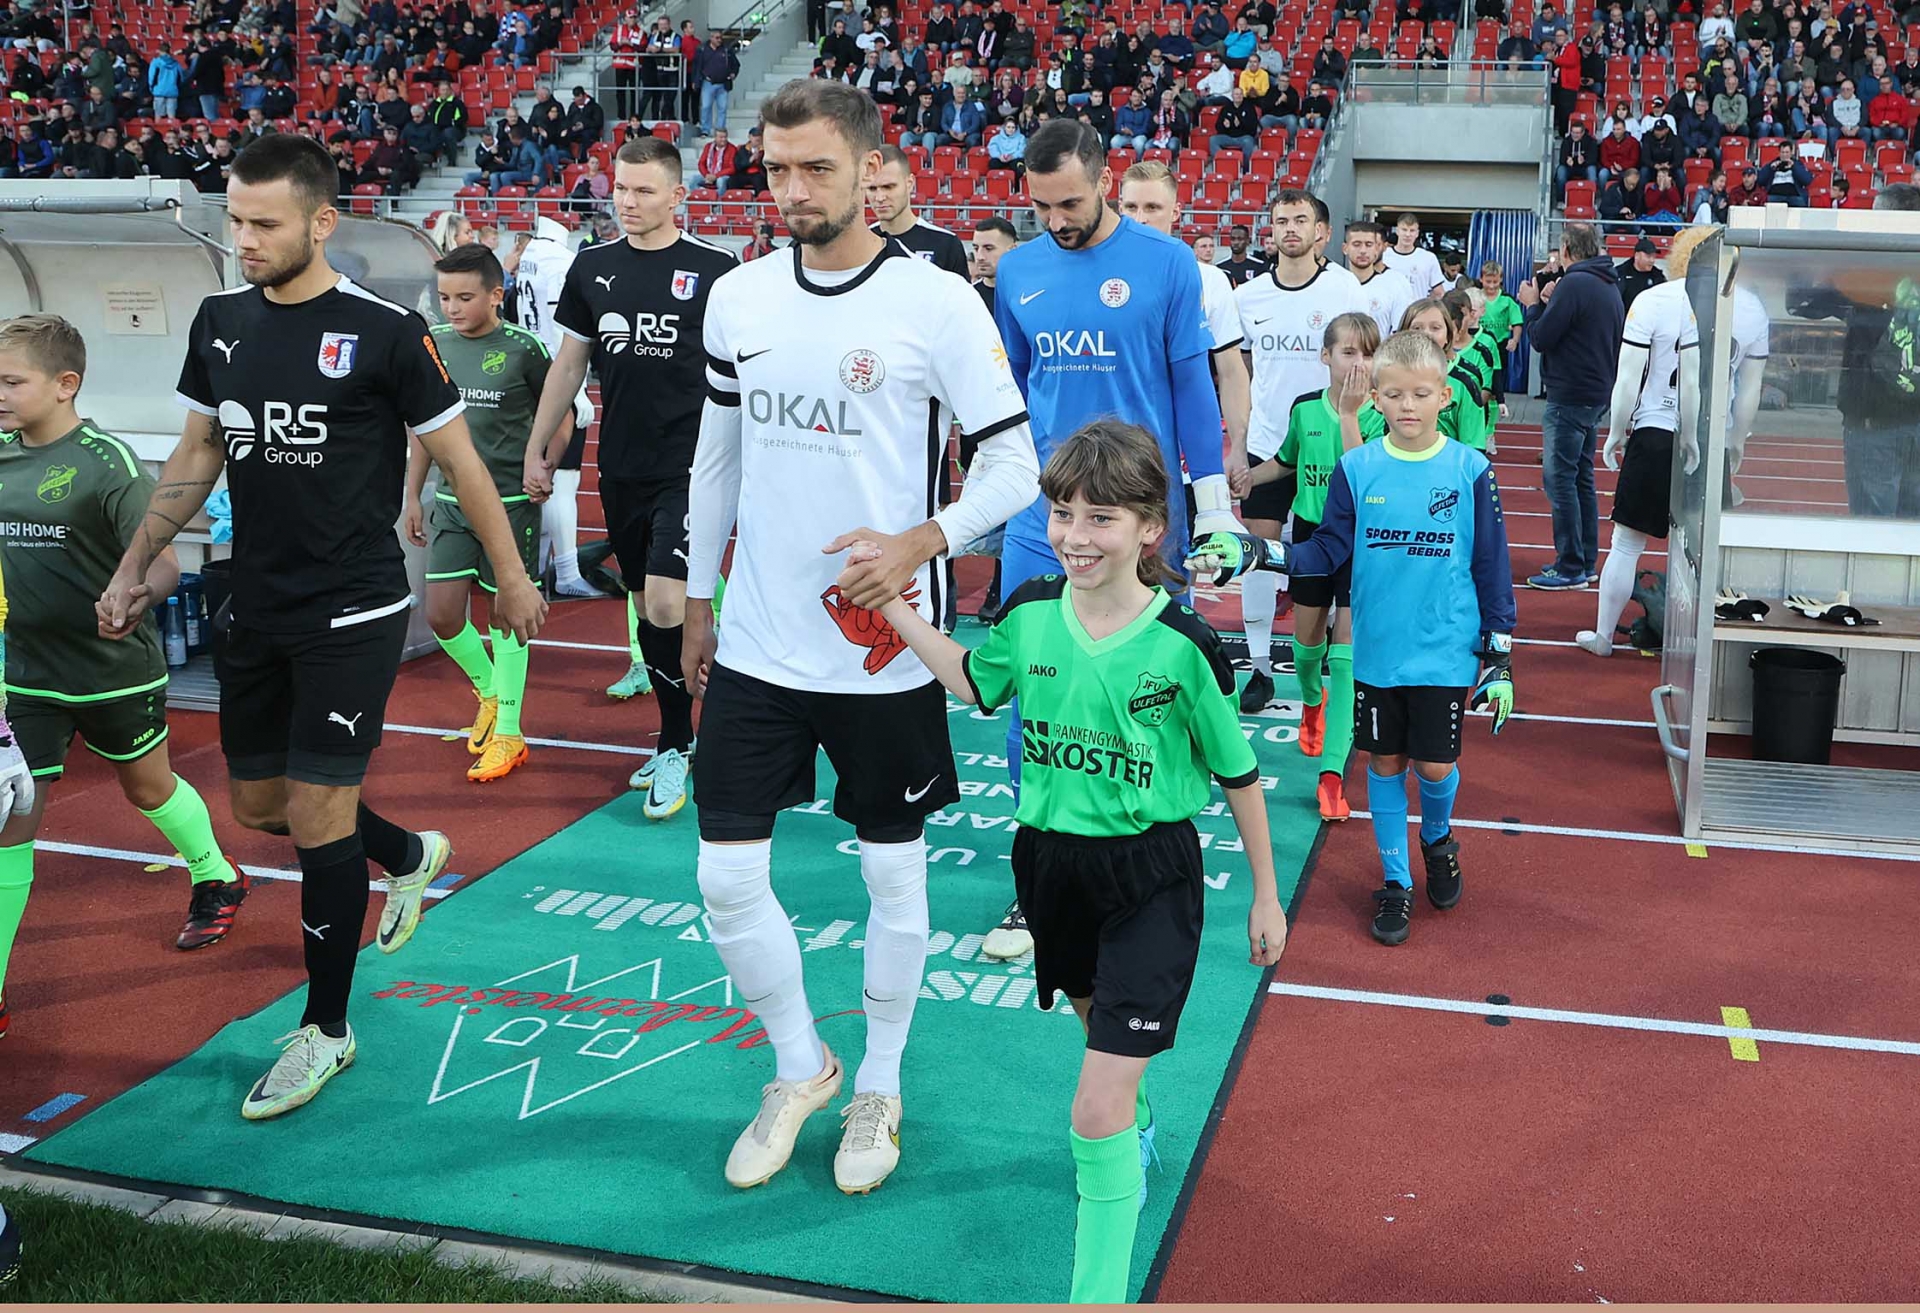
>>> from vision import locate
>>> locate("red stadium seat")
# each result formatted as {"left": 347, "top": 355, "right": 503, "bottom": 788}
{"left": 1564, "top": 179, "right": 1596, "bottom": 212}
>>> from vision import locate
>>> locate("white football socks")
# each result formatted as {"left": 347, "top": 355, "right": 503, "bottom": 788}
{"left": 1582, "top": 523, "right": 1649, "bottom": 656}
{"left": 696, "top": 840, "right": 825, "bottom": 1083}
{"left": 854, "top": 836, "right": 930, "bottom": 1097}
{"left": 1241, "top": 570, "right": 1279, "bottom": 676}
{"left": 545, "top": 467, "right": 583, "bottom": 586}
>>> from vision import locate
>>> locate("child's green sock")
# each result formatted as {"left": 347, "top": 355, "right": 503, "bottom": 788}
{"left": 627, "top": 592, "right": 644, "bottom": 664}
{"left": 1069, "top": 1126, "right": 1143, "bottom": 1304}
{"left": 489, "top": 627, "right": 529, "bottom": 738}
{"left": 1324, "top": 643, "right": 1356, "bottom": 771}
{"left": 138, "top": 775, "right": 236, "bottom": 885}
{"left": 1293, "top": 637, "right": 1328, "bottom": 707}
{"left": 0, "top": 841, "right": 34, "bottom": 997}
{"left": 437, "top": 621, "right": 495, "bottom": 698}
{"left": 1134, "top": 1080, "right": 1152, "bottom": 1132}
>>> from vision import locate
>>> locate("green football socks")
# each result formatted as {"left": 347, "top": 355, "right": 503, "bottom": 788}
{"left": 139, "top": 776, "right": 236, "bottom": 886}
{"left": 489, "top": 627, "right": 529, "bottom": 738}
{"left": 1325, "top": 643, "right": 1356, "bottom": 772}
{"left": 1135, "top": 1080, "right": 1152, "bottom": 1132}
{"left": 437, "top": 621, "right": 495, "bottom": 699}
{"left": 1293, "top": 637, "right": 1328, "bottom": 708}
{"left": 1069, "top": 1126, "right": 1143, "bottom": 1304}
{"left": 0, "top": 841, "right": 33, "bottom": 997}
{"left": 627, "top": 592, "right": 644, "bottom": 664}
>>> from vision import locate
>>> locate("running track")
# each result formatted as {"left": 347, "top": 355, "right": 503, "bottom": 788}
{"left": 6, "top": 422, "right": 1917, "bottom": 1303}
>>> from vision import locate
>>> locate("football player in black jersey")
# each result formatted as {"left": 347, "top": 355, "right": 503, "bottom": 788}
{"left": 98, "top": 134, "right": 548, "bottom": 1121}
{"left": 866, "top": 144, "right": 971, "bottom": 278}
{"left": 524, "top": 135, "right": 736, "bottom": 822}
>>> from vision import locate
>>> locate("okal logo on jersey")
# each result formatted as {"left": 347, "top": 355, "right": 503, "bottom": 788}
{"left": 839, "top": 349, "right": 885, "bottom": 395}
{"left": 670, "top": 269, "right": 701, "bottom": 300}
{"left": 597, "top": 311, "right": 680, "bottom": 357}
{"left": 317, "top": 332, "right": 359, "bottom": 379}
{"left": 1032, "top": 330, "right": 1118, "bottom": 359}
{"left": 746, "top": 390, "right": 863, "bottom": 435}
{"left": 1099, "top": 278, "right": 1131, "bottom": 308}
{"left": 1428, "top": 487, "right": 1459, "bottom": 522}
{"left": 35, "top": 464, "right": 77, "bottom": 504}
{"left": 1127, "top": 672, "right": 1181, "bottom": 727}
{"left": 217, "top": 399, "right": 330, "bottom": 465}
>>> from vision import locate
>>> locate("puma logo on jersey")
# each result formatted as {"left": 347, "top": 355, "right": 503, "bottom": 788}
{"left": 595, "top": 274, "right": 617, "bottom": 291}
{"left": 213, "top": 338, "right": 240, "bottom": 363}
{"left": 328, "top": 710, "right": 364, "bottom": 736}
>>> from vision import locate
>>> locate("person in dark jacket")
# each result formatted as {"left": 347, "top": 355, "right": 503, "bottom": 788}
{"left": 1639, "top": 116, "right": 1683, "bottom": 172}
{"left": 1518, "top": 222, "right": 1625, "bottom": 588}
{"left": 563, "top": 85, "right": 605, "bottom": 160}
{"left": 1614, "top": 236, "right": 1666, "bottom": 308}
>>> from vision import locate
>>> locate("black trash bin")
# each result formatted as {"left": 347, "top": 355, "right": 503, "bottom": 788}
{"left": 1750, "top": 647, "right": 1846, "bottom": 765}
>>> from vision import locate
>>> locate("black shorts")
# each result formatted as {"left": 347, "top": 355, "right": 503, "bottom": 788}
{"left": 557, "top": 414, "right": 586, "bottom": 472}
{"left": 1612, "top": 425, "right": 1674, "bottom": 538}
{"left": 12, "top": 687, "right": 169, "bottom": 780}
{"left": 1354, "top": 681, "right": 1470, "bottom": 763}
{"left": 216, "top": 609, "right": 409, "bottom": 786}
{"left": 692, "top": 663, "right": 961, "bottom": 839}
{"left": 1012, "top": 821, "right": 1204, "bottom": 1058}
{"left": 1289, "top": 516, "right": 1351, "bottom": 609}
{"left": 1240, "top": 457, "right": 1296, "bottom": 524}
{"left": 601, "top": 475, "right": 690, "bottom": 585}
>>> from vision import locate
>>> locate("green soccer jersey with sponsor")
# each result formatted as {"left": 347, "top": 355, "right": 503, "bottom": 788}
{"left": 0, "top": 421, "right": 166, "bottom": 701}
{"left": 1276, "top": 388, "right": 1387, "bottom": 524}
{"left": 961, "top": 577, "right": 1260, "bottom": 838}
{"left": 428, "top": 320, "right": 549, "bottom": 503}
{"left": 1480, "top": 292, "right": 1522, "bottom": 346}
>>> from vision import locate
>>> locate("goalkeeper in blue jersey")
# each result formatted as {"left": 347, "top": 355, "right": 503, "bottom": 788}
{"left": 1189, "top": 330, "right": 1516, "bottom": 947}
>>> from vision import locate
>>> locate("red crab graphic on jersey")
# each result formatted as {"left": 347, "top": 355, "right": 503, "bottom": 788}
{"left": 822, "top": 582, "right": 921, "bottom": 674}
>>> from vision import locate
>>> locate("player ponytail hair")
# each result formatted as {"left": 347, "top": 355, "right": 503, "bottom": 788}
{"left": 1037, "top": 420, "right": 1185, "bottom": 591}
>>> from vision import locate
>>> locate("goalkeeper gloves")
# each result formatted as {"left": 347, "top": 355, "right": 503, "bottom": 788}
{"left": 1787, "top": 592, "right": 1879, "bottom": 627}
{"left": 1470, "top": 631, "right": 1514, "bottom": 735}
{"left": 1190, "top": 473, "right": 1247, "bottom": 537}
{"left": 1185, "top": 531, "right": 1287, "bottom": 587}
{"left": 0, "top": 715, "right": 33, "bottom": 819}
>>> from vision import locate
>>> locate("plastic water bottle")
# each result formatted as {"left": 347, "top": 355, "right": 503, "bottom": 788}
{"left": 164, "top": 595, "right": 189, "bottom": 669}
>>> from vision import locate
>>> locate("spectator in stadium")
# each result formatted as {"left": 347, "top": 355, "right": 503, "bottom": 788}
{"left": 693, "top": 30, "right": 737, "bottom": 135}
{"left": 75, "top": 83, "right": 115, "bottom": 138}
{"left": 1830, "top": 77, "right": 1869, "bottom": 142}
{"left": 1698, "top": 0, "right": 1736, "bottom": 52}
{"left": 988, "top": 112, "right": 1027, "bottom": 169}
{"left": 360, "top": 120, "right": 415, "bottom": 190}
{"left": 1692, "top": 167, "right": 1733, "bottom": 221}
{"left": 740, "top": 220, "right": 779, "bottom": 262}
{"left": 1193, "top": 53, "right": 1234, "bottom": 110}
{"left": 1151, "top": 87, "right": 1190, "bottom": 146}
{"left": 237, "top": 107, "right": 275, "bottom": 149}
{"left": 1827, "top": 171, "right": 1852, "bottom": 207}
{"left": 491, "top": 122, "right": 542, "bottom": 191}
{"left": 1642, "top": 161, "right": 1686, "bottom": 226}
{"left": 566, "top": 152, "right": 610, "bottom": 211}
{"left": 1633, "top": 93, "right": 1675, "bottom": 137}
{"left": 1751, "top": 78, "right": 1790, "bottom": 137}
{"left": 1758, "top": 137, "right": 1811, "bottom": 203}
{"left": 1301, "top": 80, "right": 1334, "bottom": 130}
{"left": 1788, "top": 82, "right": 1828, "bottom": 142}
{"left": 1597, "top": 117, "right": 1640, "bottom": 185}
{"left": 1639, "top": 115, "right": 1683, "bottom": 174}
{"left": 1675, "top": 90, "right": 1722, "bottom": 158}
{"left": 901, "top": 87, "right": 941, "bottom": 147}
{"left": 727, "top": 125, "right": 767, "bottom": 191}
{"left": 1223, "top": 13, "right": 1258, "bottom": 65}
{"left": 146, "top": 47, "right": 185, "bottom": 119}
{"left": 1002, "top": 14, "right": 1035, "bottom": 68}
{"left": 1557, "top": 118, "right": 1597, "bottom": 202}
{"left": 856, "top": 14, "right": 889, "bottom": 56}
{"left": 1496, "top": 21, "right": 1538, "bottom": 67}
{"left": 1210, "top": 85, "right": 1260, "bottom": 161}
{"left": 1519, "top": 221, "right": 1623, "bottom": 590}
{"left": 191, "top": 133, "right": 234, "bottom": 192}
{"left": 427, "top": 79, "right": 468, "bottom": 160}
{"left": 1192, "top": 1, "right": 1230, "bottom": 52}
{"left": 1110, "top": 86, "right": 1152, "bottom": 150}
{"left": 1260, "top": 76, "right": 1301, "bottom": 130}
{"left": 430, "top": 209, "right": 475, "bottom": 251}
{"left": 1725, "top": 162, "right": 1764, "bottom": 205}
{"left": 1077, "top": 85, "right": 1114, "bottom": 138}
{"left": 1713, "top": 65, "right": 1750, "bottom": 133}
{"left": 1615, "top": 236, "right": 1666, "bottom": 309}
{"left": 401, "top": 101, "right": 441, "bottom": 168}
{"left": 562, "top": 85, "right": 604, "bottom": 161}
{"left": 1868, "top": 81, "right": 1913, "bottom": 138}
{"left": 1737, "top": 0, "right": 1779, "bottom": 43}
{"left": 325, "top": 136, "right": 358, "bottom": 195}
{"left": 464, "top": 127, "right": 507, "bottom": 186}
{"left": 1533, "top": 1, "right": 1571, "bottom": 47}
{"left": 942, "top": 85, "right": 986, "bottom": 146}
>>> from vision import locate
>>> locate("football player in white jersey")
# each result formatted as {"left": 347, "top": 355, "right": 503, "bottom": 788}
{"left": 1381, "top": 211, "right": 1447, "bottom": 298}
{"left": 1724, "top": 280, "right": 1771, "bottom": 507}
{"left": 1231, "top": 189, "right": 1368, "bottom": 711}
{"left": 1579, "top": 226, "right": 1705, "bottom": 657}
{"left": 682, "top": 78, "right": 1040, "bottom": 1197}
{"left": 1115, "top": 160, "right": 1252, "bottom": 488}
{"left": 1342, "top": 219, "right": 1415, "bottom": 343}
{"left": 516, "top": 217, "right": 604, "bottom": 603}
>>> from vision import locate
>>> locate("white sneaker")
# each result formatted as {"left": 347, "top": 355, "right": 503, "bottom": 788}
{"left": 642, "top": 747, "right": 690, "bottom": 820}
{"left": 725, "top": 1046, "right": 844, "bottom": 1189}
{"left": 981, "top": 900, "right": 1034, "bottom": 960}
{"left": 240, "top": 1023, "right": 355, "bottom": 1120}
{"left": 553, "top": 574, "right": 611, "bottom": 599}
{"left": 834, "top": 1091, "right": 903, "bottom": 1195}
{"left": 1575, "top": 629, "right": 1614, "bottom": 658}
{"left": 377, "top": 830, "right": 451, "bottom": 954}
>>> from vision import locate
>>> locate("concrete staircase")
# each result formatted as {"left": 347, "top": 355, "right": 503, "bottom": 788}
{"left": 385, "top": 34, "right": 816, "bottom": 228}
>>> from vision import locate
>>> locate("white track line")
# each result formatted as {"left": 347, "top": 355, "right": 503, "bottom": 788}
{"left": 383, "top": 722, "right": 653, "bottom": 758}
{"left": 0, "top": 1133, "right": 36, "bottom": 1152}
{"left": 1266, "top": 982, "right": 1920, "bottom": 1057}
{"left": 1469, "top": 708, "right": 1656, "bottom": 728}
{"left": 36, "top": 839, "right": 452, "bottom": 899}
{"left": 1341, "top": 811, "right": 1920, "bottom": 863}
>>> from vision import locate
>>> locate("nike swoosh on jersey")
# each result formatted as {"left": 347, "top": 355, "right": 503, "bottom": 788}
{"left": 736, "top": 347, "right": 771, "bottom": 362}
{"left": 1019, "top": 289, "right": 1047, "bottom": 304}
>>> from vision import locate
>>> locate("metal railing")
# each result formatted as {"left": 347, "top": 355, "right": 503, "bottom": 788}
{"left": 1345, "top": 59, "right": 1549, "bottom": 107}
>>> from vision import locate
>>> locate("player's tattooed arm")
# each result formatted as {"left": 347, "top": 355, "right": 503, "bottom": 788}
{"left": 100, "top": 411, "right": 226, "bottom": 637}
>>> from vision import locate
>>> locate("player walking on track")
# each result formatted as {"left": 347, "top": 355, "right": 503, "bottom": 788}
{"left": 525, "top": 135, "right": 737, "bottom": 822}
{"left": 682, "top": 78, "right": 1040, "bottom": 1196}
{"left": 984, "top": 120, "right": 1244, "bottom": 962}
{"left": 98, "top": 134, "right": 548, "bottom": 1120}
{"left": 1232, "top": 188, "right": 1368, "bottom": 715}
